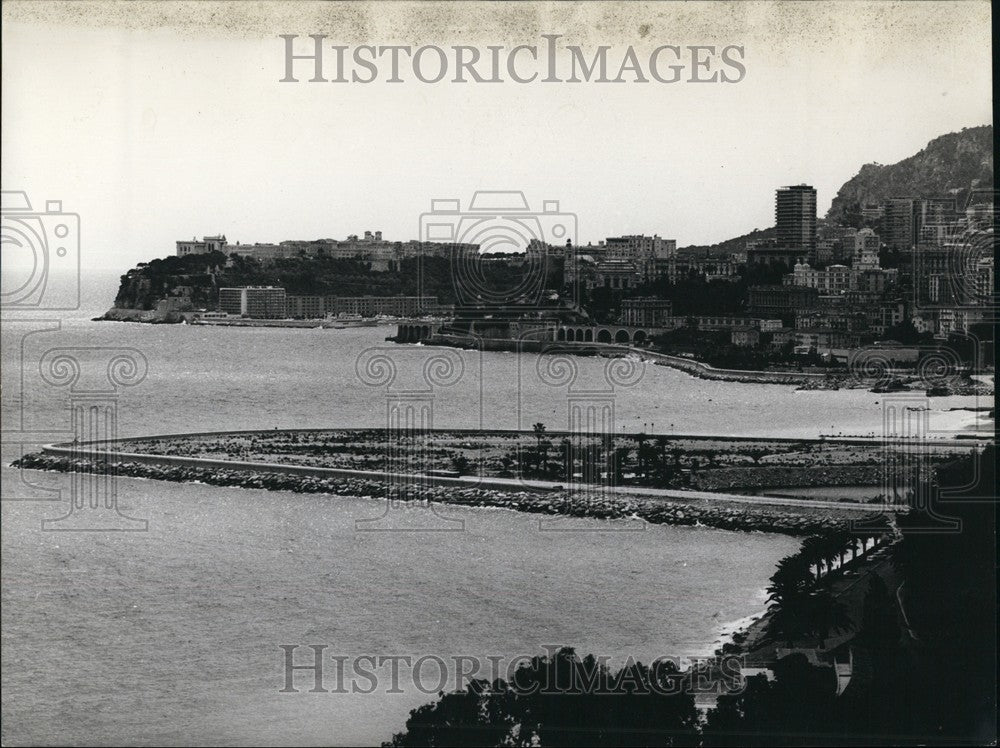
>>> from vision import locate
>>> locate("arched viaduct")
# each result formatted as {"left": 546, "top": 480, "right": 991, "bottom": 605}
{"left": 556, "top": 325, "right": 654, "bottom": 346}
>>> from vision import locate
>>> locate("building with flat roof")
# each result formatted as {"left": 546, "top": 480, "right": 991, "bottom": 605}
{"left": 775, "top": 185, "right": 817, "bottom": 255}
{"left": 884, "top": 198, "right": 922, "bottom": 251}
{"left": 787, "top": 262, "right": 853, "bottom": 295}
{"left": 217, "top": 286, "right": 287, "bottom": 318}
{"left": 604, "top": 234, "right": 677, "bottom": 262}
{"left": 286, "top": 295, "right": 325, "bottom": 319}
{"left": 747, "top": 242, "right": 806, "bottom": 267}
{"left": 217, "top": 287, "right": 245, "bottom": 316}
{"left": 748, "top": 285, "right": 820, "bottom": 318}
{"left": 845, "top": 228, "right": 881, "bottom": 270}
{"left": 621, "top": 297, "right": 673, "bottom": 327}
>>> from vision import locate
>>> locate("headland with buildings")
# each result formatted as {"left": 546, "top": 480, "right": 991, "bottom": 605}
{"left": 99, "top": 127, "right": 994, "bottom": 393}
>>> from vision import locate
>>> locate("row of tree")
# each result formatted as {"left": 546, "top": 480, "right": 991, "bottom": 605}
{"left": 507, "top": 424, "right": 714, "bottom": 486}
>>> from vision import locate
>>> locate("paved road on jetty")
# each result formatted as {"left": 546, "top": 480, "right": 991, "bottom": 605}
{"left": 442, "top": 474, "right": 892, "bottom": 512}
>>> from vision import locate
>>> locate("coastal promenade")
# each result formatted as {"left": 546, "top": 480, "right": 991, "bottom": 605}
{"left": 409, "top": 332, "right": 996, "bottom": 392}
{"left": 419, "top": 332, "right": 831, "bottom": 386}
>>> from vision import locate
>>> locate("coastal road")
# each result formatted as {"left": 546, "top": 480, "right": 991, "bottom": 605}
{"left": 442, "top": 474, "right": 895, "bottom": 513}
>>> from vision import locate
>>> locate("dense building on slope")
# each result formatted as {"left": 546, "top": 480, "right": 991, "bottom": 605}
{"left": 560, "top": 234, "right": 677, "bottom": 289}
{"left": 883, "top": 197, "right": 963, "bottom": 251}
{"left": 787, "top": 262, "right": 854, "bottom": 294}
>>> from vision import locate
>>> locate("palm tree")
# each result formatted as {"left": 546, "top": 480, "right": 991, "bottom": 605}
{"left": 638, "top": 442, "right": 658, "bottom": 483}
{"left": 635, "top": 432, "right": 648, "bottom": 478}
{"left": 804, "top": 590, "right": 853, "bottom": 643}
{"left": 654, "top": 436, "right": 671, "bottom": 482}
{"left": 531, "top": 422, "right": 547, "bottom": 477}
{"left": 800, "top": 535, "right": 835, "bottom": 579}
{"left": 560, "top": 437, "right": 573, "bottom": 481}
{"left": 538, "top": 438, "right": 553, "bottom": 476}
{"left": 767, "top": 556, "right": 815, "bottom": 608}
{"left": 613, "top": 445, "right": 631, "bottom": 484}
{"left": 655, "top": 436, "right": 670, "bottom": 464}
{"left": 532, "top": 422, "right": 546, "bottom": 444}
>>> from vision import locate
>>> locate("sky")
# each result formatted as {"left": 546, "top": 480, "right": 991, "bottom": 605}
{"left": 1, "top": 0, "right": 993, "bottom": 272}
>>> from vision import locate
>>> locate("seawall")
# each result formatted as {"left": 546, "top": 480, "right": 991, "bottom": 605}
{"left": 414, "top": 333, "right": 838, "bottom": 385}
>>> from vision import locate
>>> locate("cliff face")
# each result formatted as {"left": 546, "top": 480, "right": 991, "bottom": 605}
{"left": 104, "top": 252, "right": 566, "bottom": 319}
{"left": 826, "top": 125, "right": 993, "bottom": 224}
{"left": 111, "top": 252, "right": 226, "bottom": 312}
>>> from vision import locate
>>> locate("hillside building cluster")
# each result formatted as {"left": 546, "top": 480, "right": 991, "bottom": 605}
{"left": 172, "top": 181, "right": 993, "bottom": 367}
{"left": 177, "top": 230, "right": 477, "bottom": 270}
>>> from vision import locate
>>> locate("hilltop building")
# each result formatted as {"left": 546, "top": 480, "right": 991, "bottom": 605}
{"left": 179, "top": 231, "right": 477, "bottom": 268}
{"left": 176, "top": 235, "right": 227, "bottom": 256}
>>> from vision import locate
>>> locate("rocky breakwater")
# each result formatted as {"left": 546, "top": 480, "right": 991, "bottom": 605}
{"left": 13, "top": 453, "right": 870, "bottom": 537}
{"left": 640, "top": 351, "right": 828, "bottom": 385}
{"left": 97, "top": 306, "right": 186, "bottom": 324}
{"left": 797, "top": 373, "right": 994, "bottom": 396}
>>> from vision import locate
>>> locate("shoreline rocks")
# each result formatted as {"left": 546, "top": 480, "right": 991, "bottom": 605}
{"left": 97, "top": 307, "right": 183, "bottom": 324}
